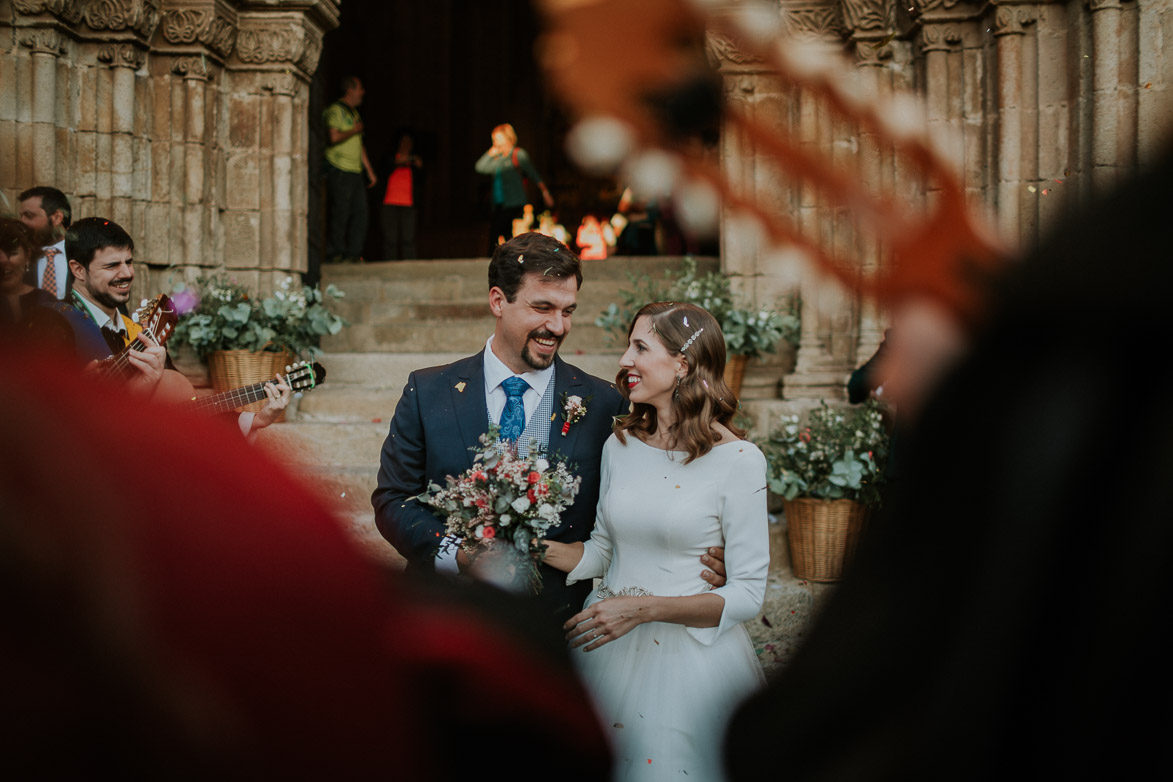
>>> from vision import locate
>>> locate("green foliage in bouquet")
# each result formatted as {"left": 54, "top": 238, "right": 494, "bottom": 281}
{"left": 171, "top": 273, "right": 346, "bottom": 360}
{"left": 595, "top": 257, "right": 799, "bottom": 359}
{"left": 760, "top": 400, "right": 890, "bottom": 506}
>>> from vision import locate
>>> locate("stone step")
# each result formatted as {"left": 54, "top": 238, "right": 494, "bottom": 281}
{"left": 257, "top": 420, "right": 388, "bottom": 468}
{"left": 319, "top": 255, "right": 717, "bottom": 354}
{"left": 315, "top": 352, "right": 469, "bottom": 384}
{"left": 297, "top": 385, "right": 403, "bottom": 421}
{"left": 325, "top": 319, "right": 624, "bottom": 354}
{"left": 301, "top": 351, "right": 626, "bottom": 421}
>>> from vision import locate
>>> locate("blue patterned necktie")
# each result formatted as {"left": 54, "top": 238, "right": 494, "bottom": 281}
{"left": 499, "top": 376, "right": 528, "bottom": 443}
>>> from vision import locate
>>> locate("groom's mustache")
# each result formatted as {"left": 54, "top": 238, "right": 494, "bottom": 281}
{"left": 530, "top": 329, "right": 563, "bottom": 344}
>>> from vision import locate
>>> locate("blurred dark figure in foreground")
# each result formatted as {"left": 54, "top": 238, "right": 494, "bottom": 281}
{"left": 726, "top": 150, "right": 1173, "bottom": 780}
{"left": 0, "top": 353, "right": 610, "bottom": 778}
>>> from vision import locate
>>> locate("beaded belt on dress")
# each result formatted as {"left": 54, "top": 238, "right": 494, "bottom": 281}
{"left": 596, "top": 583, "right": 713, "bottom": 599}
{"left": 595, "top": 584, "right": 652, "bottom": 599}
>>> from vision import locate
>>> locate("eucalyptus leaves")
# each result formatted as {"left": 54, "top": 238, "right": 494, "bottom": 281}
{"left": 595, "top": 257, "right": 798, "bottom": 359}
{"left": 171, "top": 273, "right": 346, "bottom": 361}
{"left": 761, "top": 400, "right": 890, "bottom": 506}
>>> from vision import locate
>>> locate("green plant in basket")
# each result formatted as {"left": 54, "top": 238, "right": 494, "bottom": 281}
{"left": 171, "top": 273, "right": 346, "bottom": 361}
{"left": 595, "top": 256, "right": 798, "bottom": 359}
{"left": 760, "top": 399, "right": 890, "bottom": 506}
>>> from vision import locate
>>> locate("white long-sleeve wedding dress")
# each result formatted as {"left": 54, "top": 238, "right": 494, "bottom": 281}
{"left": 567, "top": 434, "right": 770, "bottom": 781}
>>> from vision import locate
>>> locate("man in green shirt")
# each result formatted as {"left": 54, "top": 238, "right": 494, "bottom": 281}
{"left": 323, "top": 76, "right": 376, "bottom": 263}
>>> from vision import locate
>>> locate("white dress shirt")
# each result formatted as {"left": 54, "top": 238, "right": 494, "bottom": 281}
{"left": 436, "top": 336, "right": 555, "bottom": 574}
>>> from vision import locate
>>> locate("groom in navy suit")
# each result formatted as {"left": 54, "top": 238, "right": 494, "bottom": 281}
{"left": 373, "top": 233, "right": 627, "bottom": 620}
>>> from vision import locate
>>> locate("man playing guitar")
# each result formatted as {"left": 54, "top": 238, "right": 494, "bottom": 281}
{"left": 65, "top": 217, "right": 290, "bottom": 434}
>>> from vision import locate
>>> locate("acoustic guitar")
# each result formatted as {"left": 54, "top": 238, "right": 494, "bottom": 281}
{"left": 184, "top": 360, "right": 326, "bottom": 415}
{"left": 97, "top": 294, "right": 178, "bottom": 381}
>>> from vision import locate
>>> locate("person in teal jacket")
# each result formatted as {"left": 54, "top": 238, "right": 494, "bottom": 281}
{"left": 475, "top": 123, "right": 553, "bottom": 251}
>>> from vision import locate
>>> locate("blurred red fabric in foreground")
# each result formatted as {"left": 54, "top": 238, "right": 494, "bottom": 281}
{"left": 0, "top": 352, "right": 609, "bottom": 778}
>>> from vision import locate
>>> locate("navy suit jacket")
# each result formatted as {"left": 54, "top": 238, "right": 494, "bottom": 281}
{"left": 373, "top": 351, "right": 627, "bottom": 621}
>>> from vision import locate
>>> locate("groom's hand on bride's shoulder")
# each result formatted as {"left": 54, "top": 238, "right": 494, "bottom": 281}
{"left": 701, "top": 547, "right": 726, "bottom": 587}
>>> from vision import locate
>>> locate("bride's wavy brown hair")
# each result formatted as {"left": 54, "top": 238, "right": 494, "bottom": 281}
{"left": 614, "top": 301, "right": 745, "bottom": 463}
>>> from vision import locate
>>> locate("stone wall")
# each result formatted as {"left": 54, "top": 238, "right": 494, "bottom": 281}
{"left": 0, "top": 0, "right": 339, "bottom": 300}
{"left": 712, "top": 0, "right": 1173, "bottom": 399}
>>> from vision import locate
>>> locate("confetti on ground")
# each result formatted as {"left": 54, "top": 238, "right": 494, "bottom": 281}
{"left": 1042, "top": 188, "right": 1050, "bottom": 195}
{"left": 371, "top": 418, "right": 382, "bottom": 423}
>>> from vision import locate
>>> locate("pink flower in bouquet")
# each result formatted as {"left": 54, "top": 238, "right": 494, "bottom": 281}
{"left": 482, "top": 526, "right": 496, "bottom": 540}
{"left": 527, "top": 471, "right": 541, "bottom": 484}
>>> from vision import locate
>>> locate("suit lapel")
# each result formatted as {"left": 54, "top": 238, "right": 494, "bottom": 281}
{"left": 549, "top": 357, "right": 586, "bottom": 459}
{"left": 451, "top": 351, "right": 490, "bottom": 471}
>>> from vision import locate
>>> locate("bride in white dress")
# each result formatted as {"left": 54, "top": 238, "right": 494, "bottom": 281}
{"left": 544, "top": 302, "right": 769, "bottom": 780}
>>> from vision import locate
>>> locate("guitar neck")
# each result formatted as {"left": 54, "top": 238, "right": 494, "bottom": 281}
{"left": 186, "top": 381, "right": 272, "bottom": 415}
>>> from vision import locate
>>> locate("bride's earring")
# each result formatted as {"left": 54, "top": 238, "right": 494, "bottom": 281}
{"left": 673, "top": 374, "right": 683, "bottom": 401}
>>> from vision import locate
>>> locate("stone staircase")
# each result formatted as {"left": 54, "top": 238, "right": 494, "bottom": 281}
{"left": 255, "top": 254, "right": 831, "bottom": 673}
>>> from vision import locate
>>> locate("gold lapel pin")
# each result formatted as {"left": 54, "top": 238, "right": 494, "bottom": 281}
{"left": 455, "top": 381, "right": 467, "bottom": 393}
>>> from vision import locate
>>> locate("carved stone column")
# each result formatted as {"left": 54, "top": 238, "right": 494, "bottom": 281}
{"left": 97, "top": 43, "right": 148, "bottom": 228}
{"left": 69, "top": 3, "right": 159, "bottom": 236}
{"left": 774, "top": 0, "right": 858, "bottom": 400}
{"left": 842, "top": 0, "right": 897, "bottom": 370}
{"left": 1086, "top": 0, "right": 1138, "bottom": 190}
{"left": 707, "top": 29, "right": 796, "bottom": 400}
{"left": 222, "top": 2, "right": 332, "bottom": 292}
{"left": 990, "top": 1, "right": 1037, "bottom": 244}
{"left": 146, "top": 2, "right": 238, "bottom": 274}
{"left": 18, "top": 27, "right": 69, "bottom": 189}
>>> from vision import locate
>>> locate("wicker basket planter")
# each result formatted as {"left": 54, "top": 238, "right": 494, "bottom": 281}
{"left": 724, "top": 354, "right": 748, "bottom": 398}
{"left": 208, "top": 349, "right": 292, "bottom": 420}
{"left": 782, "top": 497, "right": 869, "bottom": 582}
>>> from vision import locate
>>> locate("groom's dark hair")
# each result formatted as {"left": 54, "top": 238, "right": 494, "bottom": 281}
{"left": 488, "top": 232, "right": 582, "bottom": 302}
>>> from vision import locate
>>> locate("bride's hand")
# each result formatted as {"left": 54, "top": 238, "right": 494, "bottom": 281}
{"left": 564, "top": 596, "right": 650, "bottom": 652}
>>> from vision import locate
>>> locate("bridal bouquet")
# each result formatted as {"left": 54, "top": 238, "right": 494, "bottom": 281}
{"left": 423, "top": 425, "right": 582, "bottom": 592}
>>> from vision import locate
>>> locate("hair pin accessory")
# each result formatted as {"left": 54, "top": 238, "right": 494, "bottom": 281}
{"left": 683, "top": 316, "right": 690, "bottom": 327}
{"left": 518, "top": 254, "right": 524, "bottom": 263}
{"left": 680, "top": 327, "right": 704, "bottom": 352}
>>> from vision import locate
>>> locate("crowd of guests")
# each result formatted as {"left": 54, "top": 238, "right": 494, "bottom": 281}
{"left": 321, "top": 75, "right": 694, "bottom": 263}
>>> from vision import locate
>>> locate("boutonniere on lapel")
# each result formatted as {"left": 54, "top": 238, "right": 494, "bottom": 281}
{"left": 559, "top": 392, "right": 591, "bottom": 436}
